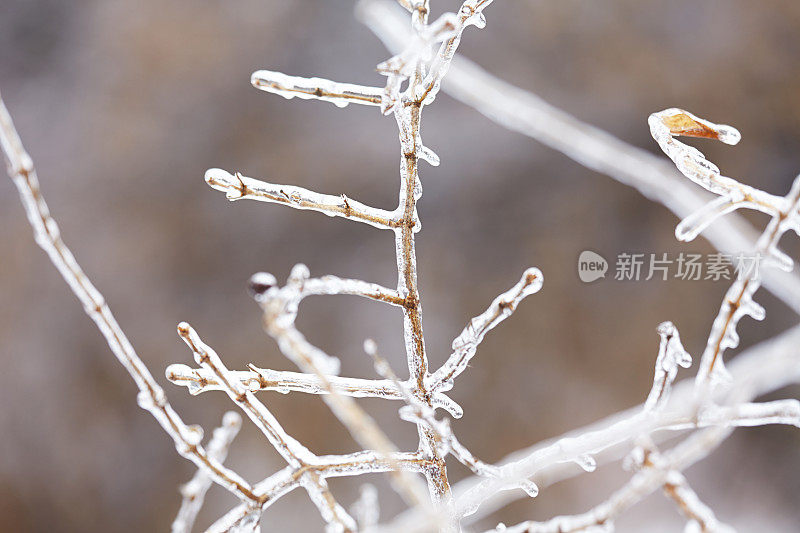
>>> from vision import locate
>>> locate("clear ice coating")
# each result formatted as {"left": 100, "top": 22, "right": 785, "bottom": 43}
{"left": 430, "top": 267, "right": 543, "bottom": 391}
{"left": 649, "top": 108, "right": 787, "bottom": 243}
{"left": 251, "top": 70, "right": 384, "bottom": 109}
{"left": 350, "top": 483, "right": 380, "bottom": 528}
{"left": 644, "top": 321, "right": 692, "bottom": 412}
{"left": 6, "top": 0, "right": 800, "bottom": 529}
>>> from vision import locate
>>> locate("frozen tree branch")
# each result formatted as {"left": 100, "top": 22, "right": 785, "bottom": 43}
{"left": 379, "top": 323, "right": 800, "bottom": 532}
{"left": 250, "top": 268, "right": 439, "bottom": 508}
{"left": 172, "top": 412, "right": 243, "bottom": 533}
{"left": 167, "top": 362, "right": 405, "bottom": 400}
{"left": 0, "top": 92, "right": 265, "bottom": 510}
{"left": 496, "top": 430, "right": 735, "bottom": 533}
{"left": 647, "top": 110, "right": 800, "bottom": 388}
{"left": 205, "top": 168, "right": 400, "bottom": 231}
{"left": 429, "top": 268, "right": 543, "bottom": 392}
{"left": 357, "top": 0, "right": 800, "bottom": 315}
{"left": 644, "top": 321, "right": 691, "bottom": 412}
{"left": 351, "top": 484, "right": 380, "bottom": 530}
{"left": 367, "top": 340, "right": 538, "bottom": 498}
{"left": 177, "top": 322, "right": 357, "bottom": 532}
{"left": 251, "top": 70, "right": 384, "bottom": 108}
{"left": 6, "top": 2, "right": 800, "bottom": 531}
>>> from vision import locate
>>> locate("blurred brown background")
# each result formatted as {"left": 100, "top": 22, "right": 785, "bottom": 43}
{"left": 2, "top": 1, "right": 800, "bottom": 531}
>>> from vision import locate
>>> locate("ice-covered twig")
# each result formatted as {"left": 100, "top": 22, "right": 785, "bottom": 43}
{"left": 663, "top": 474, "right": 735, "bottom": 533}
{"left": 172, "top": 412, "right": 242, "bottom": 533}
{"left": 205, "top": 168, "right": 399, "bottom": 230}
{"left": 177, "top": 323, "right": 316, "bottom": 466}
{"left": 644, "top": 321, "right": 691, "bottom": 412}
{"left": 207, "top": 450, "right": 430, "bottom": 533}
{"left": 176, "top": 323, "right": 357, "bottom": 531}
{"left": 251, "top": 70, "right": 384, "bottom": 108}
{"left": 166, "top": 362, "right": 404, "bottom": 399}
{"left": 492, "top": 428, "right": 733, "bottom": 533}
{"left": 693, "top": 174, "right": 800, "bottom": 388}
{"left": 0, "top": 93, "right": 263, "bottom": 510}
{"left": 693, "top": 399, "right": 800, "bottom": 429}
{"left": 622, "top": 442, "right": 734, "bottom": 533}
{"left": 429, "top": 268, "right": 543, "bottom": 393}
{"left": 356, "top": 0, "right": 800, "bottom": 314}
{"left": 414, "top": 0, "right": 494, "bottom": 105}
{"left": 627, "top": 441, "right": 736, "bottom": 533}
{"left": 376, "top": 324, "right": 800, "bottom": 532}
{"left": 251, "top": 267, "right": 434, "bottom": 515}
{"left": 351, "top": 484, "right": 380, "bottom": 530}
{"left": 649, "top": 108, "right": 787, "bottom": 241}
{"left": 367, "top": 340, "right": 539, "bottom": 500}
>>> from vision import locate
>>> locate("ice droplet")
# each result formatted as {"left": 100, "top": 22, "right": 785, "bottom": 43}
{"left": 519, "top": 479, "right": 539, "bottom": 498}
{"left": 185, "top": 424, "right": 204, "bottom": 446}
{"left": 249, "top": 272, "right": 277, "bottom": 300}
{"left": 575, "top": 454, "right": 597, "bottom": 472}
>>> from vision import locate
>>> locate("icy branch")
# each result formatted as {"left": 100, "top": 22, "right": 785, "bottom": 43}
{"left": 205, "top": 168, "right": 399, "bottom": 230}
{"left": 176, "top": 323, "right": 357, "bottom": 531}
{"left": 649, "top": 108, "right": 787, "bottom": 241}
{"left": 172, "top": 412, "right": 242, "bottom": 533}
{"left": 694, "top": 175, "right": 800, "bottom": 387}
{"left": 250, "top": 267, "right": 435, "bottom": 516}
{"left": 415, "top": 0, "right": 495, "bottom": 105}
{"left": 491, "top": 428, "right": 734, "bottom": 533}
{"left": 0, "top": 93, "right": 263, "bottom": 509}
{"left": 351, "top": 484, "right": 380, "bottom": 530}
{"left": 357, "top": 0, "right": 800, "bottom": 314}
{"left": 644, "top": 321, "right": 691, "bottom": 412}
{"left": 429, "top": 268, "right": 543, "bottom": 392}
{"left": 251, "top": 70, "right": 384, "bottom": 108}
{"left": 167, "top": 362, "right": 404, "bottom": 399}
